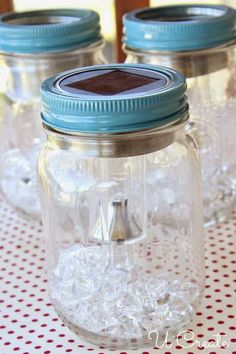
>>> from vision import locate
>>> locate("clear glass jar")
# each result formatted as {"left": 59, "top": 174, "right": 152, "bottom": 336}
{"left": 123, "top": 4, "right": 236, "bottom": 226}
{"left": 0, "top": 9, "right": 106, "bottom": 220}
{"left": 39, "top": 64, "right": 204, "bottom": 349}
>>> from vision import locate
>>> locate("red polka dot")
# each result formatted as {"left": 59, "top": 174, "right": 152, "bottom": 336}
{"left": 0, "top": 199, "right": 236, "bottom": 352}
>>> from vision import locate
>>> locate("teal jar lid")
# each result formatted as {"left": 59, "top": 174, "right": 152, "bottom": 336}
{"left": 40, "top": 63, "right": 188, "bottom": 134}
{"left": 123, "top": 5, "right": 236, "bottom": 51}
{"left": 0, "top": 9, "right": 102, "bottom": 53}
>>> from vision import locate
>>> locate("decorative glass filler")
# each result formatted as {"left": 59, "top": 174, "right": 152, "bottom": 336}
{"left": 39, "top": 64, "right": 204, "bottom": 349}
{"left": 0, "top": 9, "right": 106, "bottom": 219}
{"left": 123, "top": 4, "right": 236, "bottom": 226}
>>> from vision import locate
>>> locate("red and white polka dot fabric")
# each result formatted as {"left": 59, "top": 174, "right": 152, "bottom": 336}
{"left": 0, "top": 197, "right": 236, "bottom": 354}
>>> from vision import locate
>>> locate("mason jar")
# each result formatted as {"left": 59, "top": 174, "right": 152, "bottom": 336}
{"left": 123, "top": 4, "right": 236, "bottom": 226}
{"left": 39, "top": 63, "right": 204, "bottom": 349}
{"left": 0, "top": 9, "right": 106, "bottom": 219}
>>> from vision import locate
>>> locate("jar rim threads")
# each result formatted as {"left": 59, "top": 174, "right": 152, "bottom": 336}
{"left": 123, "top": 5, "right": 236, "bottom": 51}
{"left": 0, "top": 9, "right": 103, "bottom": 53}
{"left": 40, "top": 63, "right": 188, "bottom": 134}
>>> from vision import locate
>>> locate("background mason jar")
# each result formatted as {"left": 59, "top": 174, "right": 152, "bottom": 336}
{"left": 123, "top": 4, "right": 236, "bottom": 226}
{"left": 0, "top": 9, "right": 106, "bottom": 220}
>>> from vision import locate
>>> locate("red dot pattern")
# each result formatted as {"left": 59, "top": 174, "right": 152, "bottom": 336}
{"left": 0, "top": 199, "right": 236, "bottom": 353}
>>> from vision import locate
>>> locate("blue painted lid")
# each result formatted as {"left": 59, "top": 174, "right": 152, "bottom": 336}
{"left": 40, "top": 63, "right": 188, "bottom": 133}
{"left": 0, "top": 9, "right": 102, "bottom": 53}
{"left": 123, "top": 5, "right": 236, "bottom": 51}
